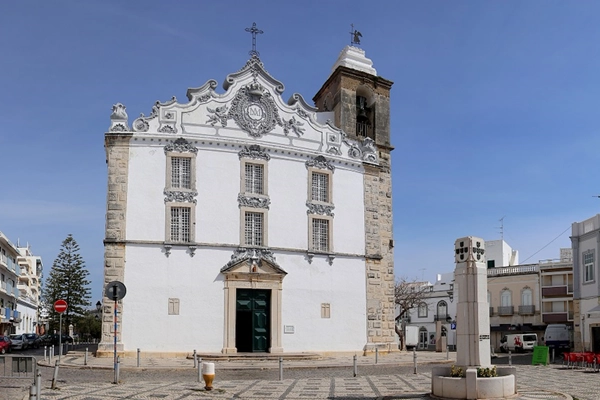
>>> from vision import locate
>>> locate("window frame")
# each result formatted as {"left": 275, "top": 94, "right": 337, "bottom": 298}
{"left": 583, "top": 250, "right": 595, "bottom": 284}
{"left": 307, "top": 167, "right": 333, "bottom": 205}
{"left": 501, "top": 289, "right": 512, "bottom": 307}
{"left": 521, "top": 288, "right": 533, "bottom": 306}
{"left": 241, "top": 159, "right": 268, "bottom": 196}
{"left": 165, "top": 204, "right": 195, "bottom": 243}
{"left": 309, "top": 215, "right": 333, "bottom": 253}
{"left": 418, "top": 302, "right": 428, "bottom": 318}
{"left": 166, "top": 153, "right": 196, "bottom": 192}
{"left": 168, "top": 298, "right": 180, "bottom": 315}
{"left": 240, "top": 208, "right": 267, "bottom": 247}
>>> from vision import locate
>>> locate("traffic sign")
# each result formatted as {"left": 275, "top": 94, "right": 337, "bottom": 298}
{"left": 450, "top": 322, "right": 457, "bottom": 330}
{"left": 105, "top": 281, "right": 127, "bottom": 301}
{"left": 54, "top": 299, "right": 68, "bottom": 314}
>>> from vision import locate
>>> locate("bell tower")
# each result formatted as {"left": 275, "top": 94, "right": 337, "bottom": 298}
{"left": 313, "top": 45, "right": 395, "bottom": 351}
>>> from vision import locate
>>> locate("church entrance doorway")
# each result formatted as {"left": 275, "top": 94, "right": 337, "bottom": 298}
{"left": 236, "top": 289, "right": 270, "bottom": 352}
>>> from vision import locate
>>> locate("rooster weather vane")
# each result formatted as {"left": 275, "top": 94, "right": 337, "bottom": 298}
{"left": 350, "top": 24, "right": 362, "bottom": 46}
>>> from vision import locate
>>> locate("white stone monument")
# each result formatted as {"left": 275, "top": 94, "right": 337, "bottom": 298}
{"left": 454, "top": 236, "right": 491, "bottom": 368}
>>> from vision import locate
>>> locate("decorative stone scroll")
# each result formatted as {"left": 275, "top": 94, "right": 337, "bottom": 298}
{"left": 164, "top": 190, "right": 198, "bottom": 204}
{"left": 164, "top": 138, "right": 198, "bottom": 154}
{"left": 305, "top": 155, "right": 335, "bottom": 172}
{"left": 238, "top": 145, "right": 270, "bottom": 161}
{"left": 109, "top": 103, "right": 130, "bottom": 132}
{"left": 223, "top": 247, "right": 280, "bottom": 270}
{"left": 306, "top": 201, "right": 335, "bottom": 217}
{"left": 238, "top": 194, "right": 270, "bottom": 209}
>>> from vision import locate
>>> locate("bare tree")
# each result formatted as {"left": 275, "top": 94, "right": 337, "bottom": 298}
{"left": 394, "top": 277, "right": 432, "bottom": 351}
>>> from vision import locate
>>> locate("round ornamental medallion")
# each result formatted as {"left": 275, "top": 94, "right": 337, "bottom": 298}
{"left": 231, "top": 84, "right": 282, "bottom": 138}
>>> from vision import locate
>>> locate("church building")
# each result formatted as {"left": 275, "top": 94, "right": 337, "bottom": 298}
{"left": 99, "top": 32, "right": 395, "bottom": 355}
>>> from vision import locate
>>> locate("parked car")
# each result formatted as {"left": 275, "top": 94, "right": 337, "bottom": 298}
{"left": 23, "top": 333, "right": 41, "bottom": 349}
{"left": 0, "top": 335, "right": 11, "bottom": 354}
{"left": 43, "top": 334, "right": 74, "bottom": 346}
{"left": 39, "top": 334, "right": 52, "bottom": 346}
{"left": 9, "top": 334, "right": 26, "bottom": 351}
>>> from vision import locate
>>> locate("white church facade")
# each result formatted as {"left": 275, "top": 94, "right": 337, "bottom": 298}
{"left": 99, "top": 43, "right": 395, "bottom": 355}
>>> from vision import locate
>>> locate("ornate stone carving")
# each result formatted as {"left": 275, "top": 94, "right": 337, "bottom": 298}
{"left": 111, "top": 103, "right": 128, "bottom": 120}
{"left": 238, "top": 194, "right": 270, "bottom": 209}
{"left": 306, "top": 201, "right": 335, "bottom": 217}
{"left": 224, "top": 247, "right": 280, "bottom": 269}
{"left": 164, "top": 190, "right": 198, "bottom": 204}
{"left": 283, "top": 116, "right": 305, "bottom": 136}
{"left": 347, "top": 144, "right": 362, "bottom": 159}
{"left": 327, "top": 147, "right": 342, "bottom": 156}
{"left": 361, "top": 137, "right": 378, "bottom": 163}
{"left": 158, "top": 125, "right": 177, "bottom": 134}
{"left": 305, "top": 155, "right": 335, "bottom": 172}
{"left": 110, "top": 123, "right": 129, "bottom": 132}
{"left": 206, "top": 105, "right": 229, "bottom": 126}
{"left": 133, "top": 118, "right": 149, "bottom": 132}
{"left": 228, "top": 83, "right": 283, "bottom": 138}
{"left": 238, "top": 144, "right": 270, "bottom": 161}
{"left": 164, "top": 138, "right": 197, "bottom": 154}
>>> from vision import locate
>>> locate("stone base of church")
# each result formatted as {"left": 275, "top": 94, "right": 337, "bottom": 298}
{"left": 363, "top": 342, "right": 401, "bottom": 354}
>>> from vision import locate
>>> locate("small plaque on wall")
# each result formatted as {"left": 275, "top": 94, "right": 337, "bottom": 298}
{"left": 284, "top": 325, "right": 295, "bottom": 334}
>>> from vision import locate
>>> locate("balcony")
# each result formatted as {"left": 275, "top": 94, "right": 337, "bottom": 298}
{"left": 542, "top": 286, "right": 568, "bottom": 297}
{"left": 497, "top": 306, "right": 514, "bottom": 316}
{"left": 434, "top": 313, "right": 450, "bottom": 322}
{"left": 487, "top": 265, "right": 538, "bottom": 276}
{"left": 518, "top": 305, "right": 536, "bottom": 315}
{"left": 543, "top": 312, "right": 569, "bottom": 323}
{"left": 11, "top": 310, "right": 21, "bottom": 323}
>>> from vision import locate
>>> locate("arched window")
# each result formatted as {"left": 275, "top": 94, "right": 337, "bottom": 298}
{"left": 418, "top": 302, "right": 428, "bottom": 318}
{"left": 521, "top": 288, "right": 532, "bottom": 306}
{"left": 437, "top": 301, "right": 448, "bottom": 320}
{"left": 501, "top": 289, "right": 512, "bottom": 307}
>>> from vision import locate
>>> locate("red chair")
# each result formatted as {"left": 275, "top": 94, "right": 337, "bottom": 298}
{"left": 568, "top": 352, "right": 581, "bottom": 369}
{"left": 583, "top": 352, "right": 596, "bottom": 370}
{"left": 562, "top": 352, "right": 571, "bottom": 367}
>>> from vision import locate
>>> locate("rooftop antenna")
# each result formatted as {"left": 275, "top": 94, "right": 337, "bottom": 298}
{"left": 497, "top": 216, "right": 505, "bottom": 240}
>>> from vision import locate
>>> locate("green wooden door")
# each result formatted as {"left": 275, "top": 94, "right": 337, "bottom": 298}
{"left": 236, "top": 289, "right": 270, "bottom": 352}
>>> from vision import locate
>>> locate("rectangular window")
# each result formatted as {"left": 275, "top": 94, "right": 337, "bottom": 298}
{"left": 311, "top": 172, "right": 329, "bottom": 203}
{"left": 168, "top": 298, "right": 180, "bottom": 315}
{"left": 584, "top": 251, "right": 595, "bottom": 282}
{"left": 170, "top": 207, "right": 191, "bottom": 242}
{"left": 321, "top": 303, "right": 331, "bottom": 318}
{"left": 245, "top": 163, "right": 264, "bottom": 194}
{"left": 312, "top": 218, "right": 329, "bottom": 252}
{"left": 171, "top": 157, "right": 191, "bottom": 189}
{"left": 244, "top": 212, "right": 264, "bottom": 246}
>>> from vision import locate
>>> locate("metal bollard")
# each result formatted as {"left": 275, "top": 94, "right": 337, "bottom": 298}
{"left": 552, "top": 348, "right": 555, "bottom": 364}
{"left": 51, "top": 360, "right": 59, "bottom": 389}
{"left": 446, "top": 345, "right": 449, "bottom": 360}
{"left": 353, "top": 354, "right": 357, "bottom": 377}
{"left": 115, "top": 356, "right": 121, "bottom": 384}
{"left": 29, "top": 383, "right": 36, "bottom": 400}
{"left": 36, "top": 369, "right": 41, "bottom": 399}
{"left": 84, "top": 348, "right": 88, "bottom": 366}
{"left": 193, "top": 349, "right": 197, "bottom": 368}
{"left": 508, "top": 350, "right": 512, "bottom": 366}
{"left": 137, "top": 348, "right": 140, "bottom": 367}
{"left": 44, "top": 346, "right": 47, "bottom": 362}
{"left": 375, "top": 348, "right": 378, "bottom": 364}
{"left": 413, "top": 347, "right": 417, "bottom": 374}
{"left": 197, "top": 356, "right": 202, "bottom": 383}
{"left": 279, "top": 357, "right": 283, "bottom": 381}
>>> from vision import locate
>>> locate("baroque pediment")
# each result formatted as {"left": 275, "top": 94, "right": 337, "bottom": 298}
{"left": 117, "top": 55, "right": 378, "bottom": 165}
{"left": 221, "top": 247, "right": 287, "bottom": 278}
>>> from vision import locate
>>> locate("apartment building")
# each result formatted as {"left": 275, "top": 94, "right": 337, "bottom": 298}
{"left": 0, "top": 231, "right": 21, "bottom": 335}
{"left": 16, "top": 246, "right": 43, "bottom": 334}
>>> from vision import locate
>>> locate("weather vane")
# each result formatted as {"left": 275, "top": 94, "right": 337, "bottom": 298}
{"left": 245, "top": 22, "right": 264, "bottom": 57}
{"left": 350, "top": 23, "right": 362, "bottom": 46}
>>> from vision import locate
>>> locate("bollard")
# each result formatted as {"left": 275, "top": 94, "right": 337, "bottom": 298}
{"left": 29, "top": 383, "right": 36, "bottom": 400}
{"left": 375, "top": 348, "right": 378, "bottom": 364}
{"left": 202, "top": 362, "right": 215, "bottom": 391}
{"left": 114, "top": 356, "right": 121, "bottom": 384}
{"left": 279, "top": 357, "right": 283, "bottom": 381}
{"left": 49, "top": 346, "right": 53, "bottom": 363}
{"left": 137, "top": 348, "right": 140, "bottom": 368}
{"left": 446, "top": 345, "right": 449, "bottom": 360}
{"left": 84, "top": 348, "right": 88, "bottom": 366}
{"left": 197, "top": 356, "right": 202, "bottom": 383}
{"left": 413, "top": 347, "right": 417, "bottom": 374}
{"left": 353, "top": 354, "right": 357, "bottom": 377}
{"left": 36, "top": 369, "right": 41, "bottom": 399}
{"left": 552, "top": 348, "right": 555, "bottom": 364}
{"left": 44, "top": 346, "right": 47, "bottom": 362}
{"left": 193, "top": 349, "right": 197, "bottom": 368}
{"left": 508, "top": 350, "right": 512, "bottom": 366}
{"left": 51, "top": 360, "right": 59, "bottom": 389}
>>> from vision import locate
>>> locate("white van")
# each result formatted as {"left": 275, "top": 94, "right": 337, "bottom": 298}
{"left": 500, "top": 333, "right": 538, "bottom": 352}
{"left": 544, "top": 324, "right": 570, "bottom": 350}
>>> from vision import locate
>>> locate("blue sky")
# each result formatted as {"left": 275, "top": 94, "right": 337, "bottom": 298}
{"left": 2, "top": 1, "right": 600, "bottom": 303}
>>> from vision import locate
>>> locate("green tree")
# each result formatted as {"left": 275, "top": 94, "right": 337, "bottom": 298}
{"left": 42, "top": 234, "right": 91, "bottom": 334}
